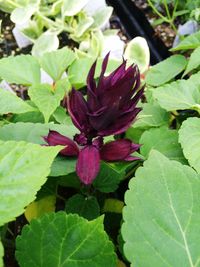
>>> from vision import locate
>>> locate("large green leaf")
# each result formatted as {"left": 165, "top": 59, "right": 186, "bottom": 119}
{"left": 133, "top": 103, "right": 169, "bottom": 129}
{"left": 171, "top": 31, "right": 200, "bottom": 51}
{"left": 140, "top": 126, "right": 186, "bottom": 163}
{"left": 0, "top": 241, "right": 3, "bottom": 267}
{"left": 50, "top": 156, "right": 76, "bottom": 176}
{"left": 153, "top": 71, "right": 200, "bottom": 112}
{"left": 0, "top": 141, "right": 61, "bottom": 226}
{"left": 146, "top": 55, "right": 187, "bottom": 86}
{"left": 40, "top": 48, "right": 76, "bottom": 81}
{"left": 28, "top": 83, "right": 66, "bottom": 123}
{"left": 16, "top": 212, "right": 117, "bottom": 267}
{"left": 122, "top": 150, "right": 200, "bottom": 267}
{"left": 0, "top": 122, "right": 77, "bottom": 144}
{"left": 179, "top": 117, "right": 200, "bottom": 173}
{"left": 0, "top": 55, "right": 41, "bottom": 85}
{"left": 0, "top": 89, "right": 35, "bottom": 114}
{"left": 62, "top": 0, "right": 89, "bottom": 16}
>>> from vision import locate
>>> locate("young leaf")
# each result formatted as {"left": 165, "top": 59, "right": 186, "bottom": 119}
{"left": 179, "top": 117, "right": 200, "bottom": 173}
{"left": 0, "top": 55, "right": 41, "bottom": 85}
{"left": 0, "top": 140, "right": 61, "bottom": 226}
{"left": 16, "top": 212, "right": 117, "bottom": 267}
{"left": 65, "top": 194, "right": 100, "bottom": 220}
{"left": 122, "top": 150, "right": 200, "bottom": 267}
{"left": 153, "top": 71, "right": 200, "bottom": 112}
{"left": 28, "top": 83, "right": 66, "bottom": 123}
{"left": 183, "top": 46, "right": 200, "bottom": 76}
{"left": 0, "top": 89, "right": 35, "bottom": 114}
{"left": 25, "top": 195, "right": 56, "bottom": 222}
{"left": 11, "top": 4, "right": 37, "bottom": 25}
{"left": 171, "top": 31, "right": 200, "bottom": 51}
{"left": 140, "top": 126, "right": 186, "bottom": 163}
{"left": 62, "top": 0, "right": 89, "bottom": 16}
{"left": 133, "top": 103, "right": 169, "bottom": 129}
{"left": 146, "top": 55, "right": 187, "bottom": 86}
{"left": 40, "top": 48, "right": 76, "bottom": 81}
{"left": 32, "top": 32, "right": 59, "bottom": 57}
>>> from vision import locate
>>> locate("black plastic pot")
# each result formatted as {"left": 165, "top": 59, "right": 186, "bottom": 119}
{"left": 107, "top": 0, "right": 171, "bottom": 64}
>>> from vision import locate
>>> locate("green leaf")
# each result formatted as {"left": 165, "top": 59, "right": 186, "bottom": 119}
{"left": 50, "top": 156, "right": 76, "bottom": 177}
{"left": 146, "top": 55, "right": 187, "bottom": 86}
{"left": 140, "top": 126, "right": 186, "bottom": 163}
{"left": 133, "top": 103, "right": 169, "bottom": 129}
{"left": 68, "top": 57, "right": 121, "bottom": 89}
{"left": 32, "top": 32, "right": 59, "bottom": 57}
{"left": 171, "top": 31, "right": 200, "bottom": 51}
{"left": 183, "top": 46, "right": 200, "bottom": 76}
{"left": 0, "top": 122, "right": 77, "bottom": 144}
{"left": 0, "top": 241, "right": 3, "bottom": 267}
{"left": 0, "top": 89, "right": 35, "bottom": 114}
{"left": 124, "top": 36, "right": 150, "bottom": 73}
{"left": 92, "top": 7, "right": 113, "bottom": 29}
{"left": 153, "top": 71, "right": 200, "bottom": 112}
{"left": 28, "top": 83, "right": 66, "bottom": 123}
{"left": 25, "top": 195, "right": 56, "bottom": 222}
{"left": 179, "top": 117, "right": 200, "bottom": 173}
{"left": 65, "top": 194, "right": 100, "bottom": 220}
{"left": 11, "top": 4, "right": 37, "bottom": 24}
{"left": 0, "top": 55, "right": 41, "bottom": 85}
{"left": 16, "top": 212, "right": 117, "bottom": 267}
{"left": 40, "top": 47, "right": 76, "bottom": 81}
{"left": 62, "top": 0, "right": 89, "bottom": 16}
{"left": 93, "top": 162, "right": 124, "bottom": 193}
{"left": 0, "top": 141, "right": 61, "bottom": 226}
{"left": 122, "top": 150, "right": 200, "bottom": 267}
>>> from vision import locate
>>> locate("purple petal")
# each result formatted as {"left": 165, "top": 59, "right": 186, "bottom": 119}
{"left": 100, "top": 139, "right": 140, "bottom": 161}
{"left": 76, "top": 145, "right": 100, "bottom": 185}
{"left": 97, "top": 53, "right": 110, "bottom": 91}
{"left": 44, "top": 130, "right": 79, "bottom": 156}
{"left": 68, "top": 89, "right": 89, "bottom": 132}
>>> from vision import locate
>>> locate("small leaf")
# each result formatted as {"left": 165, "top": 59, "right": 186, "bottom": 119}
{"left": 28, "top": 83, "right": 66, "bottom": 123}
{"left": 92, "top": 7, "right": 113, "bottom": 29}
{"left": 25, "top": 195, "right": 56, "bottom": 222}
{"left": 171, "top": 30, "right": 200, "bottom": 51}
{"left": 179, "top": 117, "right": 200, "bottom": 173}
{"left": 32, "top": 32, "right": 59, "bottom": 57}
{"left": 140, "top": 126, "right": 186, "bottom": 163}
{"left": 0, "top": 55, "right": 41, "bottom": 85}
{"left": 122, "top": 150, "right": 200, "bottom": 267}
{"left": 93, "top": 162, "right": 124, "bottom": 193}
{"left": 0, "top": 89, "right": 35, "bottom": 114}
{"left": 62, "top": 0, "right": 89, "bottom": 16}
{"left": 102, "top": 198, "right": 124, "bottom": 214}
{"left": 0, "top": 140, "right": 61, "bottom": 226}
{"left": 65, "top": 194, "right": 100, "bottom": 220}
{"left": 124, "top": 37, "right": 150, "bottom": 73}
{"left": 183, "top": 46, "right": 200, "bottom": 76}
{"left": 153, "top": 71, "right": 200, "bottom": 112}
{"left": 146, "top": 55, "right": 187, "bottom": 86}
{"left": 16, "top": 212, "right": 117, "bottom": 267}
{"left": 133, "top": 103, "right": 169, "bottom": 129}
{"left": 40, "top": 47, "right": 76, "bottom": 81}
{"left": 11, "top": 4, "right": 37, "bottom": 25}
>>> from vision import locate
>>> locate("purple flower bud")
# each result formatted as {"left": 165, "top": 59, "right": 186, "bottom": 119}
{"left": 100, "top": 139, "right": 140, "bottom": 162}
{"left": 76, "top": 145, "right": 100, "bottom": 185}
{"left": 44, "top": 130, "right": 79, "bottom": 156}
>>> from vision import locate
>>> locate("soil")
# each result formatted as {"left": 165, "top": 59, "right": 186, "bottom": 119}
{"left": 133, "top": 0, "right": 176, "bottom": 48}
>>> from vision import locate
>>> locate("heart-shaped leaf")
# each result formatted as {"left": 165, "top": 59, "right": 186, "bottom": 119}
{"left": 16, "top": 212, "right": 117, "bottom": 267}
{"left": 122, "top": 150, "right": 200, "bottom": 267}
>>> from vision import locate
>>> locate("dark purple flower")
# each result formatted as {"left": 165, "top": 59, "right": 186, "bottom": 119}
{"left": 44, "top": 54, "right": 144, "bottom": 184}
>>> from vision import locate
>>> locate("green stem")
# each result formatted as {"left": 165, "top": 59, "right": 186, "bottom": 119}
{"left": 6, "top": 0, "right": 21, "bottom": 8}
{"left": 147, "top": 0, "right": 170, "bottom": 23}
